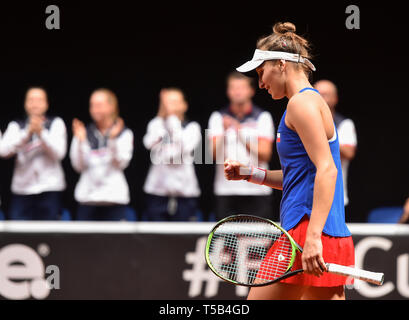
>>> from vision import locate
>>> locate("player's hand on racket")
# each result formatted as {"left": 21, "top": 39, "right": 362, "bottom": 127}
{"left": 302, "top": 234, "right": 327, "bottom": 277}
{"left": 224, "top": 159, "right": 251, "bottom": 181}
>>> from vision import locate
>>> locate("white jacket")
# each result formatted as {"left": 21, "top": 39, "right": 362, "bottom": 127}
{"left": 143, "top": 115, "right": 201, "bottom": 197}
{"left": 0, "top": 117, "right": 67, "bottom": 195}
{"left": 207, "top": 106, "right": 275, "bottom": 196}
{"left": 70, "top": 123, "right": 133, "bottom": 205}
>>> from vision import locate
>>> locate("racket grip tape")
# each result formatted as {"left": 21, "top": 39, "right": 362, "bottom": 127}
{"left": 326, "top": 263, "right": 384, "bottom": 286}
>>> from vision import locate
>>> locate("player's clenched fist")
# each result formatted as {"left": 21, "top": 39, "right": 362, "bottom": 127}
{"left": 224, "top": 159, "right": 250, "bottom": 181}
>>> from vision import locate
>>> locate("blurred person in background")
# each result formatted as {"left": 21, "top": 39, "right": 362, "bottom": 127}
{"left": 70, "top": 88, "right": 133, "bottom": 221}
{"left": 314, "top": 80, "right": 357, "bottom": 207}
{"left": 142, "top": 87, "right": 201, "bottom": 221}
{"left": 207, "top": 72, "right": 275, "bottom": 220}
{"left": 0, "top": 87, "right": 67, "bottom": 220}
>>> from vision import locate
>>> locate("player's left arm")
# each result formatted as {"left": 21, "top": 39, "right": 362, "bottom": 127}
{"left": 286, "top": 95, "right": 338, "bottom": 277}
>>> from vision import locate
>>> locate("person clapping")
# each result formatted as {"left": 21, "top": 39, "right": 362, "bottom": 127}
{"left": 70, "top": 88, "right": 133, "bottom": 221}
{"left": 0, "top": 87, "right": 67, "bottom": 220}
{"left": 142, "top": 87, "right": 201, "bottom": 221}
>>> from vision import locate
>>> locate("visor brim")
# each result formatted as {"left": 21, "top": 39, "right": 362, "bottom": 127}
{"left": 236, "top": 60, "right": 264, "bottom": 74}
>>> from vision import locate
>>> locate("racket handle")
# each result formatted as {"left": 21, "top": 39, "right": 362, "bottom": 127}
{"left": 326, "top": 263, "right": 384, "bottom": 286}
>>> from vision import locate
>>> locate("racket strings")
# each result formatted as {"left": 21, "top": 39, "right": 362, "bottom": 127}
{"left": 208, "top": 217, "right": 293, "bottom": 285}
{"left": 256, "top": 236, "right": 292, "bottom": 282}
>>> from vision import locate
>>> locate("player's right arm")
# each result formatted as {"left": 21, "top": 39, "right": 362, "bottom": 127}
{"left": 223, "top": 158, "right": 283, "bottom": 190}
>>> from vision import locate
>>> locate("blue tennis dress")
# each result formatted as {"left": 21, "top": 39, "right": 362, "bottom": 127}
{"left": 276, "top": 87, "right": 351, "bottom": 237}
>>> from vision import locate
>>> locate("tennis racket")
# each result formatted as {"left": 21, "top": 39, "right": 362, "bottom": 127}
{"left": 205, "top": 215, "right": 384, "bottom": 287}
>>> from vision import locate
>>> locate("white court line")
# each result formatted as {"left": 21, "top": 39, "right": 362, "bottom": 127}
{"left": 0, "top": 221, "right": 215, "bottom": 234}
{"left": 0, "top": 221, "right": 409, "bottom": 235}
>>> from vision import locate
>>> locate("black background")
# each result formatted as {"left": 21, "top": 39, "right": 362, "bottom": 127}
{"left": 0, "top": 1, "right": 408, "bottom": 222}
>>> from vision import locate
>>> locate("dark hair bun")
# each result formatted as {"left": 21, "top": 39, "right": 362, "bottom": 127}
{"left": 273, "top": 22, "right": 296, "bottom": 34}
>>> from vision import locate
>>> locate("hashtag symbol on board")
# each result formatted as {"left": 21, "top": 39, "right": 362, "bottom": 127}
{"left": 182, "top": 236, "right": 249, "bottom": 298}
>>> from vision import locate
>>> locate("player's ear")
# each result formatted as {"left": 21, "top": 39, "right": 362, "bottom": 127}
{"left": 279, "top": 59, "right": 286, "bottom": 72}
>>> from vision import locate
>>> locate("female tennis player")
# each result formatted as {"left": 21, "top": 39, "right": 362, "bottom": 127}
{"left": 224, "top": 22, "right": 354, "bottom": 300}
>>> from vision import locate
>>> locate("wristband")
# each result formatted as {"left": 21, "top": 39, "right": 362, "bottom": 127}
{"left": 247, "top": 166, "right": 267, "bottom": 185}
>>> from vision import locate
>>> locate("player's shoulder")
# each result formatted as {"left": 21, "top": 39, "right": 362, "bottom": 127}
{"left": 287, "top": 90, "right": 321, "bottom": 116}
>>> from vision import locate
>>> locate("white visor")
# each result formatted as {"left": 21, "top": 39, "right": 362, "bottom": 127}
{"left": 236, "top": 49, "right": 316, "bottom": 73}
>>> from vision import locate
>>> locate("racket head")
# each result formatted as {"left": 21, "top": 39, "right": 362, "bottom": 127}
{"left": 205, "top": 214, "right": 299, "bottom": 287}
